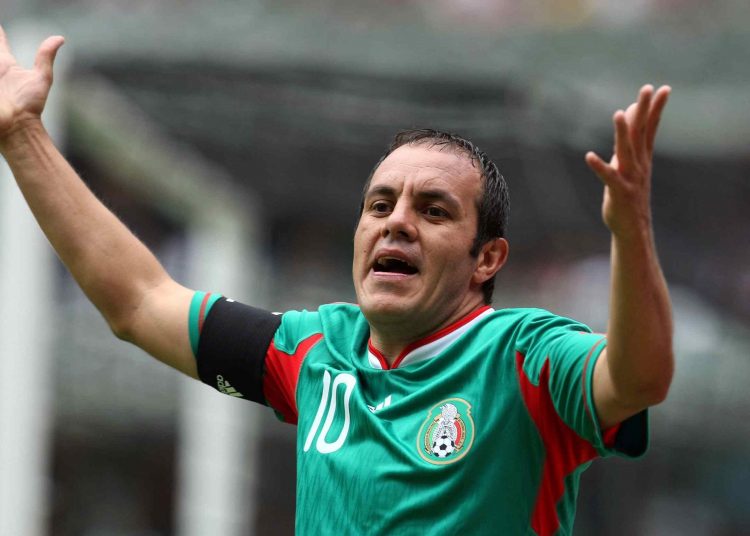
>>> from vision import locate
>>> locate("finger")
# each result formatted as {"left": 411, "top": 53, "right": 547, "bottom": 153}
{"left": 645, "top": 85, "right": 671, "bottom": 154}
{"left": 624, "top": 102, "right": 638, "bottom": 125}
{"left": 632, "top": 85, "right": 653, "bottom": 155}
{"left": 624, "top": 102, "right": 639, "bottom": 154}
{"left": 585, "top": 151, "right": 621, "bottom": 188}
{"left": 613, "top": 110, "right": 634, "bottom": 175}
{"left": 0, "top": 24, "right": 10, "bottom": 54}
{"left": 34, "top": 36, "right": 65, "bottom": 81}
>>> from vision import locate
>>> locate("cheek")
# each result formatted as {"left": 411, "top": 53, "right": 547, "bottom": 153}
{"left": 433, "top": 245, "right": 476, "bottom": 281}
{"left": 352, "top": 227, "right": 371, "bottom": 269}
{"left": 353, "top": 218, "right": 372, "bottom": 242}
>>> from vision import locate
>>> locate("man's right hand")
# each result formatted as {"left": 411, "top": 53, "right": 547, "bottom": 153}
{"left": 0, "top": 25, "right": 64, "bottom": 145}
{"left": 0, "top": 25, "right": 199, "bottom": 379}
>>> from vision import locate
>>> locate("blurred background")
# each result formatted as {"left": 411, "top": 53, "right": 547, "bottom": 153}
{"left": 1, "top": 0, "right": 749, "bottom": 534}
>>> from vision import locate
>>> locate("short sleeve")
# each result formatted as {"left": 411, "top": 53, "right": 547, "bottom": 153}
{"left": 271, "top": 309, "right": 325, "bottom": 355}
{"left": 194, "top": 296, "right": 281, "bottom": 404}
{"left": 188, "top": 291, "right": 222, "bottom": 355}
{"left": 516, "top": 310, "right": 647, "bottom": 458}
{"left": 263, "top": 309, "right": 325, "bottom": 424}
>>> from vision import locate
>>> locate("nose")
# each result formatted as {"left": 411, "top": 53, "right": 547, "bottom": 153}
{"left": 382, "top": 199, "right": 417, "bottom": 241}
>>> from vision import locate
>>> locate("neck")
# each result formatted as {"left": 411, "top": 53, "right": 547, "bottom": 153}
{"left": 368, "top": 301, "right": 487, "bottom": 366}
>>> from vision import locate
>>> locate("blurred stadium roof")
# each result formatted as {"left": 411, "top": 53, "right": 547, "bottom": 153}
{"left": 9, "top": 0, "right": 750, "bottom": 153}
{"left": 6, "top": 0, "right": 750, "bottom": 321}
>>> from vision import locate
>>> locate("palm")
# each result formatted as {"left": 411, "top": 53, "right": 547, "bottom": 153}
{"left": 0, "top": 58, "right": 45, "bottom": 129}
{"left": 600, "top": 153, "right": 650, "bottom": 231}
{"left": 0, "top": 27, "right": 64, "bottom": 140}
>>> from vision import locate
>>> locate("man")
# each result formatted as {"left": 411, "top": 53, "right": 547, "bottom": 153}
{"left": 0, "top": 26, "right": 673, "bottom": 535}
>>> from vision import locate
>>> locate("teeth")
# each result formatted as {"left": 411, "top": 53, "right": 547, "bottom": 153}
{"left": 378, "top": 256, "right": 412, "bottom": 267}
{"left": 373, "top": 256, "right": 418, "bottom": 274}
{"left": 377, "top": 257, "right": 411, "bottom": 267}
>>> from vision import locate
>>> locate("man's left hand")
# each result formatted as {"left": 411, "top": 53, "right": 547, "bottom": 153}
{"left": 585, "top": 84, "right": 671, "bottom": 239}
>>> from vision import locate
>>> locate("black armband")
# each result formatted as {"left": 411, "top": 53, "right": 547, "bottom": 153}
{"left": 196, "top": 298, "right": 282, "bottom": 405}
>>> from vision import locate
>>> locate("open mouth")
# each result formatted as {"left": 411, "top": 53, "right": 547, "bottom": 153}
{"left": 373, "top": 257, "right": 419, "bottom": 275}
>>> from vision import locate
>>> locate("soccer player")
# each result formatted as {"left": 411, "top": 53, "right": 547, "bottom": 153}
{"left": 0, "top": 26, "right": 673, "bottom": 535}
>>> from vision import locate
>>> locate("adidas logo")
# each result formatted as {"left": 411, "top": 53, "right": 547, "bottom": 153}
{"left": 216, "top": 375, "right": 244, "bottom": 398}
{"left": 367, "top": 395, "right": 392, "bottom": 413}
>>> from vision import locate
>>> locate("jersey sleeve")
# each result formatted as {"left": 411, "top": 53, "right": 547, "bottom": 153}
{"left": 190, "top": 292, "right": 324, "bottom": 425}
{"left": 193, "top": 295, "right": 282, "bottom": 404}
{"left": 515, "top": 310, "right": 647, "bottom": 458}
{"left": 264, "top": 309, "right": 325, "bottom": 424}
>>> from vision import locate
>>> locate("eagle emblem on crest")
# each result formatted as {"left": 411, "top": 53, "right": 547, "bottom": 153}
{"left": 417, "top": 398, "right": 475, "bottom": 465}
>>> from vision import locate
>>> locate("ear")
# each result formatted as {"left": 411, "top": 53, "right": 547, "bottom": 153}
{"left": 472, "top": 238, "right": 509, "bottom": 285}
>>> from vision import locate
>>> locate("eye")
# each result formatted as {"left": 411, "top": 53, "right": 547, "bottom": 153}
{"left": 371, "top": 201, "right": 392, "bottom": 214}
{"left": 424, "top": 206, "right": 449, "bottom": 218}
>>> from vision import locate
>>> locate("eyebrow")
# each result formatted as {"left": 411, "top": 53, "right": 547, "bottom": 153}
{"left": 364, "top": 185, "right": 462, "bottom": 212}
{"left": 364, "top": 185, "right": 397, "bottom": 200}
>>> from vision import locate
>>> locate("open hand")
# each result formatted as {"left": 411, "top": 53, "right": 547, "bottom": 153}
{"left": 585, "top": 84, "right": 671, "bottom": 239}
{"left": 0, "top": 24, "right": 64, "bottom": 142}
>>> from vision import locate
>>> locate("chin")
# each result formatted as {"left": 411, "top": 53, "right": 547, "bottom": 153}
{"left": 359, "top": 296, "right": 416, "bottom": 322}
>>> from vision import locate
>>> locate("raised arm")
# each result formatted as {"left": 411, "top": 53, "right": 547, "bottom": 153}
{"left": 0, "top": 26, "right": 197, "bottom": 378}
{"left": 584, "top": 85, "right": 675, "bottom": 428}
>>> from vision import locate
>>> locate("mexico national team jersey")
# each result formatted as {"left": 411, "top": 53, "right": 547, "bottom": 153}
{"left": 190, "top": 292, "right": 647, "bottom": 536}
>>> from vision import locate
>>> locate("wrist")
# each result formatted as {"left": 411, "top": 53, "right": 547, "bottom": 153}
{"left": 611, "top": 225, "right": 658, "bottom": 262}
{"left": 607, "top": 210, "right": 654, "bottom": 243}
{"left": 0, "top": 117, "right": 47, "bottom": 156}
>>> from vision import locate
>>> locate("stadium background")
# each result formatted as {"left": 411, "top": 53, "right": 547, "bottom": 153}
{"left": 1, "top": 0, "right": 749, "bottom": 534}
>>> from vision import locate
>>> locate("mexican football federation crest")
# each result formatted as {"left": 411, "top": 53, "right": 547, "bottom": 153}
{"left": 417, "top": 398, "right": 475, "bottom": 465}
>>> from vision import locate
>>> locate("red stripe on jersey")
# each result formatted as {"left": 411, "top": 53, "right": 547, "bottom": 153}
{"left": 516, "top": 352, "right": 598, "bottom": 536}
{"left": 198, "top": 292, "right": 211, "bottom": 333}
{"left": 367, "top": 343, "right": 390, "bottom": 370}
{"left": 602, "top": 423, "right": 621, "bottom": 448}
{"left": 264, "top": 333, "right": 324, "bottom": 424}
{"left": 370, "top": 305, "right": 492, "bottom": 370}
{"left": 392, "top": 305, "right": 491, "bottom": 368}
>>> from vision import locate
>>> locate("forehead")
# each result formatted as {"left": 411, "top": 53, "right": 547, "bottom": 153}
{"left": 368, "top": 144, "right": 482, "bottom": 199}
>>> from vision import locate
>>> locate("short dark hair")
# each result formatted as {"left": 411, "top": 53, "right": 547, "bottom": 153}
{"left": 359, "top": 128, "right": 510, "bottom": 304}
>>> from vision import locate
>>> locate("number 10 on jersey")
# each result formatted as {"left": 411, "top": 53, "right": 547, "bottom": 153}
{"left": 303, "top": 371, "right": 357, "bottom": 454}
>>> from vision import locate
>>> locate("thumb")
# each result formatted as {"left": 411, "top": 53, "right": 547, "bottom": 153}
{"left": 585, "top": 151, "right": 617, "bottom": 186}
{"left": 34, "top": 35, "right": 65, "bottom": 81}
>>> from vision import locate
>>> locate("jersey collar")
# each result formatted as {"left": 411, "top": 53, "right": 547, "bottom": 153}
{"left": 367, "top": 306, "right": 494, "bottom": 370}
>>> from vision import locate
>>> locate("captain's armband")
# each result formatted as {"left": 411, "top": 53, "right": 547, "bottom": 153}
{"left": 191, "top": 294, "right": 281, "bottom": 404}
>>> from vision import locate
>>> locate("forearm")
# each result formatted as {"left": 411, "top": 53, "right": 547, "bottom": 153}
{"left": 606, "top": 225, "right": 674, "bottom": 405}
{"left": 1, "top": 120, "right": 171, "bottom": 335}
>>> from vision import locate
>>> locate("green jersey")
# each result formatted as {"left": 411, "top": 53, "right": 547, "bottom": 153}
{"left": 192, "top": 294, "right": 647, "bottom": 535}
